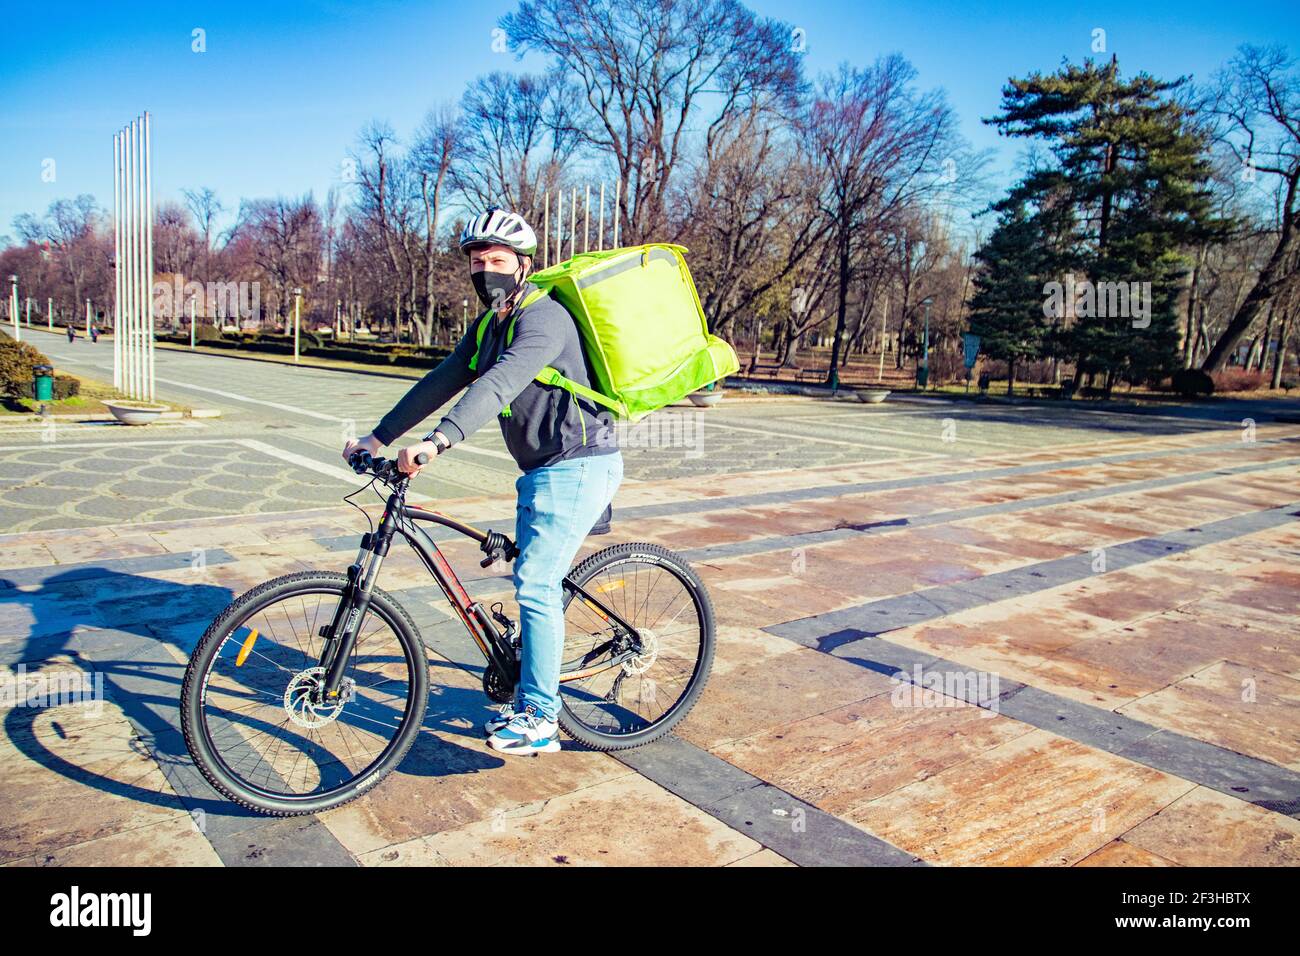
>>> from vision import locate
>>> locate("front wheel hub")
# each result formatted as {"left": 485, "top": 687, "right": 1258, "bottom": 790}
{"left": 284, "top": 666, "right": 354, "bottom": 728}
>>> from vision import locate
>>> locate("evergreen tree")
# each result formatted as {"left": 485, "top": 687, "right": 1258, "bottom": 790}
{"left": 969, "top": 201, "right": 1052, "bottom": 394}
{"left": 987, "top": 58, "right": 1220, "bottom": 393}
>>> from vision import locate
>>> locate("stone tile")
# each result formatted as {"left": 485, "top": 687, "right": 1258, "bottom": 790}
{"left": 356, "top": 835, "right": 450, "bottom": 867}
{"left": 1074, "top": 839, "right": 1177, "bottom": 867}
{"left": 712, "top": 694, "right": 1033, "bottom": 814}
{"left": 21, "top": 814, "right": 221, "bottom": 866}
{"left": 1121, "top": 786, "right": 1300, "bottom": 866}
{"left": 679, "top": 645, "right": 895, "bottom": 751}
{"left": 848, "top": 729, "right": 1195, "bottom": 866}
{"left": 0, "top": 712, "right": 195, "bottom": 863}
{"left": 1117, "top": 661, "right": 1300, "bottom": 770}
{"left": 725, "top": 848, "right": 796, "bottom": 866}
{"left": 419, "top": 773, "right": 761, "bottom": 866}
{"left": 317, "top": 662, "right": 631, "bottom": 856}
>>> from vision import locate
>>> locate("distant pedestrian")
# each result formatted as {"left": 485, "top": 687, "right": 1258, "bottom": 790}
{"left": 90, "top": 324, "right": 99, "bottom": 344}
{"left": 66, "top": 324, "right": 76, "bottom": 343}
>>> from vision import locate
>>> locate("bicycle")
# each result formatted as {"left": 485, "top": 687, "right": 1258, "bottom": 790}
{"left": 180, "top": 449, "right": 716, "bottom": 816}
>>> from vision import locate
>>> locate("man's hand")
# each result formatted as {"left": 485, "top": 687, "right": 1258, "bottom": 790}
{"left": 342, "top": 432, "right": 382, "bottom": 466}
{"left": 397, "top": 437, "right": 440, "bottom": 475}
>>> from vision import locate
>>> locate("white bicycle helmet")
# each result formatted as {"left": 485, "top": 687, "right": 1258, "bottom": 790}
{"left": 458, "top": 207, "right": 537, "bottom": 257}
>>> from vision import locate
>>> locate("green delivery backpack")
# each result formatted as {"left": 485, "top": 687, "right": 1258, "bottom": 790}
{"left": 468, "top": 243, "right": 739, "bottom": 433}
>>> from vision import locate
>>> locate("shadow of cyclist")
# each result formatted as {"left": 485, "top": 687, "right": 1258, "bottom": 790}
{"left": 0, "top": 566, "right": 503, "bottom": 839}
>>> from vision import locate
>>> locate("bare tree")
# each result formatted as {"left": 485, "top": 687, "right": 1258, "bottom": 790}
{"left": 414, "top": 105, "right": 461, "bottom": 345}
{"left": 503, "top": 0, "right": 802, "bottom": 242}
{"left": 182, "top": 187, "right": 224, "bottom": 283}
{"left": 454, "top": 72, "right": 580, "bottom": 223}
{"left": 796, "top": 57, "right": 967, "bottom": 385}
{"left": 1202, "top": 45, "right": 1300, "bottom": 370}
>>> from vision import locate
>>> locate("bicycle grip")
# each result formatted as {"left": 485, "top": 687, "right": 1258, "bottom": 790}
{"left": 414, "top": 452, "right": 429, "bottom": 465}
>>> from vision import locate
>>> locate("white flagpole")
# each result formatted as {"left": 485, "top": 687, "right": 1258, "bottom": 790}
{"left": 113, "top": 132, "right": 122, "bottom": 389}
{"left": 613, "top": 178, "right": 621, "bottom": 248}
{"left": 125, "top": 121, "right": 137, "bottom": 398}
{"left": 598, "top": 183, "right": 605, "bottom": 251}
{"left": 144, "top": 111, "right": 155, "bottom": 402}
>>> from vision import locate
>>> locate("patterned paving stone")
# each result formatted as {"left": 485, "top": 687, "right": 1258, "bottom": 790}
{"left": 2, "top": 340, "right": 1298, "bottom": 866}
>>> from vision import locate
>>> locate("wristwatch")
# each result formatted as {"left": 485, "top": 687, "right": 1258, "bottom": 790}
{"left": 422, "top": 430, "right": 450, "bottom": 453}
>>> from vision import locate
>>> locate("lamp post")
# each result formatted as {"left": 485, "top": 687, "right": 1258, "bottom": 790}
{"left": 917, "top": 296, "right": 934, "bottom": 389}
{"left": 189, "top": 294, "right": 196, "bottom": 349}
{"left": 47, "top": 297, "right": 53, "bottom": 331}
{"left": 293, "top": 288, "right": 303, "bottom": 363}
{"left": 8, "top": 276, "right": 18, "bottom": 342}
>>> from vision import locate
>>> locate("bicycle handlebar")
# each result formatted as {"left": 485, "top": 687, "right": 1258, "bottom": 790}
{"left": 348, "top": 448, "right": 431, "bottom": 481}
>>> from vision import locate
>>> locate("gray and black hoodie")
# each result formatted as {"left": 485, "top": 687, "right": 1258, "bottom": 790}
{"left": 372, "top": 290, "right": 618, "bottom": 472}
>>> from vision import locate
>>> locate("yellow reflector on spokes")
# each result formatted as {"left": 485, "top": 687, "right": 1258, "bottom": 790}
{"left": 235, "top": 628, "right": 259, "bottom": 667}
{"left": 594, "top": 580, "right": 625, "bottom": 593}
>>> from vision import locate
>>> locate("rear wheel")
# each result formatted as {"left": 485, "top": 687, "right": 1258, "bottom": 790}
{"left": 557, "top": 543, "right": 714, "bottom": 750}
{"left": 180, "top": 571, "right": 428, "bottom": 816}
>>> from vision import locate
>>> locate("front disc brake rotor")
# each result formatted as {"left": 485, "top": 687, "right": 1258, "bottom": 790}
{"left": 284, "top": 666, "right": 355, "bottom": 728}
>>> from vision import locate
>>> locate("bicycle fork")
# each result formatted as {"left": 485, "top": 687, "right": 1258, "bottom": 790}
{"left": 315, "top": 509, "right": 398, "bottom": 701}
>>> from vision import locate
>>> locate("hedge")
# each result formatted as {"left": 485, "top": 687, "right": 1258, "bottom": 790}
{"left": 156, "top": 331, "right": 451, "bottom": 368}
{"left": 0, "top": 332, "right": 53, "bottom": 397}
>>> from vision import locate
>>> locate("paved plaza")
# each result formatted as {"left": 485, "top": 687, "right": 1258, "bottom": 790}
{"left": 1, "top": 326, "right": 1298, "bottom": 866}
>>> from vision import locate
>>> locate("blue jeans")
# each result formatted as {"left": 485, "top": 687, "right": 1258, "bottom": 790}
{"left": 512, "top": 452, "right": 624, "bottom": 721}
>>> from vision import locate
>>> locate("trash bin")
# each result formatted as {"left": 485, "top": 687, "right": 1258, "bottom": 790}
{"left": 33, "top": 364, "right": 54, "bottom": 402}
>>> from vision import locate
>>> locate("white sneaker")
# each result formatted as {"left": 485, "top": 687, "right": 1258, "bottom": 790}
{"left": 483, "top": 700, "right": 519, "bottom": 736}
{"left": 486, "top": 704, "right": 560, "bottom": 755}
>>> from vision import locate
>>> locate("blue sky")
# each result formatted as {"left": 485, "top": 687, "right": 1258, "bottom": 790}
{"left": 1, "top": 0, "right": 1296, "bottom": 244}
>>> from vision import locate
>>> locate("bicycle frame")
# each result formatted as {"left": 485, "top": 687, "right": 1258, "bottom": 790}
{"left": 315, "top": 476, "right": 642, "bottom": 701}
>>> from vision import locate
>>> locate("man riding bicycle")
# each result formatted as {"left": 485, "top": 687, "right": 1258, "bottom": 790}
{"left": 342, "top": 207, "right": 623, "bottom": 756}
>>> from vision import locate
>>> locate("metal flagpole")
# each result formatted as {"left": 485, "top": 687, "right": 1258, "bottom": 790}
{"left": 144, "top": 111, "right": 155, "bottom": 402}
{"left": 613, "top": 178, "right": 621, "bottom": 248}
{"left": 569, "top": 186, "right": 576, "bottom": 260}
{"left": 584, "top": 185, "right": 590, "bottom": 253}
{"left": 542, "top": 191, "right": 549, "bottom": 269}
{"left": 113, "top": 132, "right": 122, "bottom": 389}
{"left": 556, "top": 190, "right": 562, "bottom": 266}
{"left": 125, "top": 121, "right": 137, "bottom": 398}
{"left": 132, "top": 117, "right": 144, "bottom": 399}
{"left": 878, "top": 294, "right": 889, "bottom": 383}
{"left": 599, "top": 183, "right": 605, "bottom": 251}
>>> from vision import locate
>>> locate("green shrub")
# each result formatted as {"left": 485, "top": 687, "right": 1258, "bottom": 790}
{"left": 0, "top": 334, "right": 53, "bottom": 397}
{"left": 54, "top": 374, "right": 80, "bottom": 400}
{"left": 194, "top": 322, "right": 223, "bottom": 343}
{"left": 1171, "top": 368, "right": 1214, "bottom": 397}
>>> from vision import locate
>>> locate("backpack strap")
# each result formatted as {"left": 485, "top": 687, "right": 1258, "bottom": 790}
{"left": 466, "top": 287, "right": 548, "bottom": 373}
{"left": 470, "top": 287, "right": 627, "bottom": 440}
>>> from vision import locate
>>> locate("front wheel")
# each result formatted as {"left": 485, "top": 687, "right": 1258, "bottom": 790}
{"left": 180, "top": 571, "right": 429, "bottom": 816}
{"left": 558, "top": 542, "right": 715, "bottom": 750}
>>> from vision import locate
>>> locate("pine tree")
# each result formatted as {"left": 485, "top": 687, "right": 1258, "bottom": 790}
{"left": 986, "top": 58, "right": 1220, "bottom": 393}
{"left": 969, "top": 201, "right": 1052, "bottom": 395}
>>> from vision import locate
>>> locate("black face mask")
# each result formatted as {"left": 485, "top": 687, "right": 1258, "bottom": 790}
{"left": 472, "top": 267, "right": 522, "bottom": 311}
